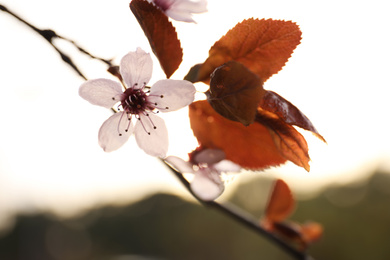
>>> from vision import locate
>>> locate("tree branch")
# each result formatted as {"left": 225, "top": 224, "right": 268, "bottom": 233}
{"left": 162, "top": 159, "right": 315, "bottom": 260}
{"left": 0, "top": 4, "right": 112, "bottom": 80}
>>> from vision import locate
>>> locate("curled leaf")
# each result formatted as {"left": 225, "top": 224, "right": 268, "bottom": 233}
{"left": 130, "top": 0, "right": 183, "bottom": 78}
{"left": 256, "top": 109, "right": 311, "bottom": 171}
{"left": 207, "top": 61, "right": 265, "bottom": 126}
{"left": 188, "top": 18, "right": 302, "bottom": 83}
{"left": 261, "top": 179, "right": 323, "bottom": 250}
{"left": 255, "top": 90, "right": 326, "bottom": 171}
{"left": 265, "top": 179, "right": 295, "bottom": 223}
{"left": 259, "top": 91, "right": 326, "bottom": 142}
{"left": 189, "top": 100, "right": 287, "bottom": 170}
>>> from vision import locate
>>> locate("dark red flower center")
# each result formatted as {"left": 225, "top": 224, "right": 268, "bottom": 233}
{"left": 153, "top": 0, "right": 173, "bottom": 11}
{"left": 120, "top": 88, "right": 152, "bottom": 114}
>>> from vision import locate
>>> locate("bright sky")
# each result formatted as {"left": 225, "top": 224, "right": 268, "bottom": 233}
{"left": 1, "top": 0, "right": 389, "bottom": 225}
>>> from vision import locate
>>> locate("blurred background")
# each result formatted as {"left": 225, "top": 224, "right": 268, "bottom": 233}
{"left": 1, "top": 0, "right": 390, "bottom": 259}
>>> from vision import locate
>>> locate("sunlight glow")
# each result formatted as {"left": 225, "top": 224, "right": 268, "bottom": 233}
{"left": 0, "top": 0, "right": 389, "bottom": 223}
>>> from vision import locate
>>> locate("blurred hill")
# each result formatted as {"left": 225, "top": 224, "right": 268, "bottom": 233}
{"left": 1, "top": 170, "right": 390, "bottom": 260}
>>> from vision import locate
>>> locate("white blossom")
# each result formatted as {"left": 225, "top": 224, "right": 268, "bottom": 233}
{"left": 166, "top": 149, "right": 241, "bottom": 201}
{"left": 79, "top": 48, "right": 196, "bottom": 157}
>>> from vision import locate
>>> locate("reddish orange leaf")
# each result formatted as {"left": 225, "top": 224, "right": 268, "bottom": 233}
{"left": 191, "top": 92, "right": 316, "bottom": 171}
{"left": 260, "top": 180, "right": 322, "bottom": 250}
{"left": 207, "top": 61, "right": 265, "bottom": 126}
{"left": 265, "top": 179, "right": 295, "bottom": 223}
{"left": 255, "top": 90, "right": 327, "bottom": 171}
{"left": 259, "top": 91, "right": 326, "bottom": 143}
{"left": 186, "top": 18, "right": 321, "bottom": 171}
{"left": 189, "top": 100, "right": 287, "bottom": 170}
{"left": 189, "top": 18, "right": 301, "bottom": 83}
{"left": 130, "top": 0, "right": 182, "bottom": 78}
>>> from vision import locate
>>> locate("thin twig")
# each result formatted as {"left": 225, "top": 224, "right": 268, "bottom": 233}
{"left": 0, "top": 4, "right": 112, "bottom": 80}
{"left": 57, "top": 35, "right": 113, "bottom": 66}
{"left": 162, "top": 159, "right": 314, "bottom": 260}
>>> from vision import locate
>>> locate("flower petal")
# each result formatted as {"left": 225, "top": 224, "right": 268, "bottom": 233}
{"left": 193, "top": 149, "right": 225, "bottom": 165}
{"left": 79, "top": 79, "right": 123, "bottom": 108}
{"left": 134, "top": 113, "right": 168, "bottom": 157}
{"left": 172, "top": 0, "right": 208, "bottom": 13}
{"left": 165, "top": 0, "right": 207, "bottom": 23}
{"left": 98, "top": 112, "right": 134, "bottom": 152}
{"left": 213, "top": 160, "right": 242, "bottom": 173}
{"left": 165, "top": 10, "right": 195, "bottom": 23}
{"left": 148, "top": 79, "right": 195, "bottom": 112}
{"left": 190, "top": 169, "right": 224, "bottom": 201}
{"left": 120, "top": 48, "right": 153, "bottom": 89}
{"left": 165, "top": 156, "right": 194, "bottom": 173}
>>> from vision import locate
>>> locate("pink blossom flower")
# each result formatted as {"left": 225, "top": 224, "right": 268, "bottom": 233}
{"left": 151, "top": 0, "right": 207, "bottom": 23}
{"left": 79, "top": 48, "right": 196, "bottom": 157}
{"left": 166, "top": 149, "right": 241, "bottom": 201}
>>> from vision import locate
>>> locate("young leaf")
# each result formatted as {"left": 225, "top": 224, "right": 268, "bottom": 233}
{"left": 265, "top": 179, "right": 295, "bottom": 223}
{"left": 261, "top": 179, "right": 323, "bottom": 250}
{"left": 256, "top": 109, "right": 311, "bottom": 171}
{"left": 300, "top": 221, "right": 323, "bottom": 245}
{"left": 130, "top": 0, "right": 183, "bottom": 78}
{"left": 190, "top": 18, "right": 301, "bottom": 83}
{"left": 259, "top": 91, "right": 326, "bottom": 142}
{"left": 184, "top": 63, "right": 202, "bottom": 83}
{"left": 268, "top": 221, "right": 323, "bottom": 250}
{"left": 189, "top": 100, "right": 287, "bottom": 170}
{"left": 207, "top": 61, "right": 265, "bottom": 126}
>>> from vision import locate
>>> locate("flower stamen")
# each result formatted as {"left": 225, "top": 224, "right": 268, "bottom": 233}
{"left": 125, "top": 113, "right": 132, "bottom": 133}
{"left": 144, "top": 112, "right": 157, "bottom": 130}
{"left": 112, "top": 92, "right": 122, "bottom": 101}
{"left": 117, "top": 112, "right": 126, "bottom": 136}
{"left": 121, "top": 88, "right": 149, "bottom": 114}
{"left": 137, "top": 115, "right": 151, "bottom": 135}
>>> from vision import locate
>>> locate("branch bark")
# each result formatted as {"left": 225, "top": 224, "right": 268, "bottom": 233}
{"left": 162, "top": 159, "right": 315, "bottom": 260}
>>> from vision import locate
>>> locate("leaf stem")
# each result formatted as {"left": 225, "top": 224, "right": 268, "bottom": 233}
{"left": 162, "top": 158, "right": 315, "bottom": 260}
